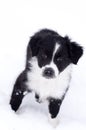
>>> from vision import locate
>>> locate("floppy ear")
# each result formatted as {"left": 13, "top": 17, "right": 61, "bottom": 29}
{"left": 26, "top": 36, "right": 41, "bottom": 68}
{"left": 28, "top": 36, "right": 41, "bottom": 56}
{"left": 65, "top": 36, "right": 83, "bottom": 64}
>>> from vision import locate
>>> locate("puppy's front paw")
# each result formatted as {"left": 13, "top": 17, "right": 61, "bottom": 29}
{"left": 48, "top": 115, "right": 60, "bottom": 128}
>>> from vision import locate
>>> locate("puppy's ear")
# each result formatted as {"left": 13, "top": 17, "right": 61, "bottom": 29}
{"left": 65, "top": 36, "right": 83, "bottom": 64}
{"left": 29, "top": 36, "right": 41, "bottom": 56}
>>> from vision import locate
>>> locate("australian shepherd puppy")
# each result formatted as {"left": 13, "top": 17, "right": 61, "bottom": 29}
{"left": 10, "top": 29, "right": 83, "bottom": 126}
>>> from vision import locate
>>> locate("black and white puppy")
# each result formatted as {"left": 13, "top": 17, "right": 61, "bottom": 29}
{"left": 10, "top": 29, "right": 83, "bottom": 125}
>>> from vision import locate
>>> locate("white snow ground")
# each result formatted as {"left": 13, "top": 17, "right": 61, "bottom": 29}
{"left": 0, "top": 0, "right": 86, "bottom": 130}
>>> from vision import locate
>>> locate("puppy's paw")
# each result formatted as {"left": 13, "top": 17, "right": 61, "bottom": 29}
{"left": 48, "top": 115, "right": 60, "bottom": 128}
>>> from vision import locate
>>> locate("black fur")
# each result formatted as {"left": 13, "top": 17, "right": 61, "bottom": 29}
{"left": 64, "top": 36, "right": 83, "bottom": 64}
{"left": 10, "top": 70, "right": 31, "bottom": 111}
{"left": 48, "top": 98, "right": 62, "bottom": 118}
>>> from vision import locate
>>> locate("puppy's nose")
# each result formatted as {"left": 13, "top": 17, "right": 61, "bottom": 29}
{"left": 43, "top": 67, "right": 55, "bottom": 78}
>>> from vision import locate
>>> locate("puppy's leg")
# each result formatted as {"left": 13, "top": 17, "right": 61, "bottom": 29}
{"left": 48, "top": 98, "right": 62, "bottom": 127}
{"left": 10, "top": 70, "right": 31, "bottom": 112}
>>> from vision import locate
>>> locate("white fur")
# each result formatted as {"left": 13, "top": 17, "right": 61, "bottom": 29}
{"left": 27, "top": 57, "right": 72, "bottom": 101}
{"left": 48, "top": 114, "right": 60, "bottom": 128}
{"left": 52, "top": 44, "right": 60, "bottom": 59}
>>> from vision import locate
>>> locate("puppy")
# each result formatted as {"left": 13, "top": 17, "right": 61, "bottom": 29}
{"left": 10, "top": 29, "right": 83, "bottom": 125}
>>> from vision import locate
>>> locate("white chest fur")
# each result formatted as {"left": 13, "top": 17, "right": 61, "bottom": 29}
{"left": 27, "top": 57, "right": 72, "bottom": 101}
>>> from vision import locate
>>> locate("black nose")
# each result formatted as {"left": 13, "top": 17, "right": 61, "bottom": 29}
{"left": 43, "top": 67, "right": 55, "bottom": 78}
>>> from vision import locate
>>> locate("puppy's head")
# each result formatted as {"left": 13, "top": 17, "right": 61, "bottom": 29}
{"left": 27, "top": 29, "right": 83, "bottom": 79}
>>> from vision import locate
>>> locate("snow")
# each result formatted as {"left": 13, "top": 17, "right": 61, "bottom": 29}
{"left": 0, "top": 0, "right": 86, "bottom": 129}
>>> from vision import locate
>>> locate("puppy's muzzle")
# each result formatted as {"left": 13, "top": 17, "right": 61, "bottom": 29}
{"left": 43, "top": 67, "right": 55, "bottom": 78}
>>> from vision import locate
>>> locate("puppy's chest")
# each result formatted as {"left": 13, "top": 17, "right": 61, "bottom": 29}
{"left": 27, "top": 69, "right": 71, "bottom": 100}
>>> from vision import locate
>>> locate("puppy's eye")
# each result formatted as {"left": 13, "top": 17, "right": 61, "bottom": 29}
{"left": 42, "top": 54, "right": 47, "bottom": 59}
{"left": 56, "top": 57, "right": 63, "bottom": 62}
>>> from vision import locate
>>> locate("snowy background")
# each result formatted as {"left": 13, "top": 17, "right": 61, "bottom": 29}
{"left": 0, "top": 0, "right": 86, "bottom": 130}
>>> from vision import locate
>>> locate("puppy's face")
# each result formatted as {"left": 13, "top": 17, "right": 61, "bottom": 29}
{"left": 27, "top": 29, "right": 83, "bottom": 80}
{"left": 37, "top": 43, "right": 71, "bottom": 79}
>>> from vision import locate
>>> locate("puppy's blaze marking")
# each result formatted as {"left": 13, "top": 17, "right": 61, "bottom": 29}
{"left": 53, "top": 44, "right": 60, "bottom": 59}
